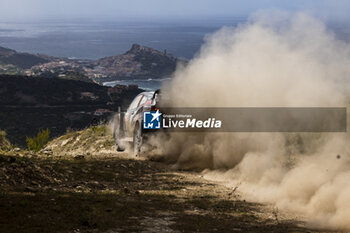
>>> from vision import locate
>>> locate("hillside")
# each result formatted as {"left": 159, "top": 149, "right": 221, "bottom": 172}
{"left": 0, "top": 75, "right": 143, "bottom": 146}
{"left": 0, "top": 75, "right": 109, "bottom": 106}
{"left": 0, "top": 44, "right": 183, "bottom": 82}
{"left": 0, "top": 46, "right": 49, "bottom": 69}
{"left": 0, "top": 126, "right": 319, "bottom": 233}
{"left": 92, "top": 44, "right": 179, "bottom": 81}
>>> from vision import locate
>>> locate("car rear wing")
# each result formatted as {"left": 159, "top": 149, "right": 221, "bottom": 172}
{"left": 152, "top": 89, "right": 161, "bottom": 99}
{"left": 152, "top": 89, "right": 163, "bottom": 105}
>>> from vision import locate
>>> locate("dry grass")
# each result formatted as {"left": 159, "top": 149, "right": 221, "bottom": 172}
{"left": 43, "top": 125, "right": 116, "bottom": 158}
{"left": 0, "top": 130, "right": 11, "bottom": 151}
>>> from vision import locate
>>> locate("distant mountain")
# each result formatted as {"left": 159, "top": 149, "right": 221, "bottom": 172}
{"left": 0, "top": 45, "right": 49, "bottom": 69}
{"left": 93, "top": 44, "right": 181, "bottom": 81}
{"left": 0, "top": 44, "right": 185, "bottom": 83}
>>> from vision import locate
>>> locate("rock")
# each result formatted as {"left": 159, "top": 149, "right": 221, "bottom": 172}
{"left": 25, "top": 187, "right": 38, "bottom": 193}
{"left": 74, "top": 155, "right": 85, "bottom": 160}
{"left": 31, "top": 181, "right": 40, "bottom": 186}
{"left": 13, "top": 147, "right": 21, "bottom": 152}
{"left": 8, "top": 157, "right": 16, "bottom": 163}
{"left": 81, "top": 220, "right": 89, "bottom": 227}
{"left": 123, "top": 187, "right": 129, "bottom": 193}
{"left": 42, "top": 148, "right": 53, "bottom": 156}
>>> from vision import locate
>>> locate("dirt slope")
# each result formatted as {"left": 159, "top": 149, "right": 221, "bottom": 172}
{"left": 0, "top": 127, "right": 336, "bottom": 232}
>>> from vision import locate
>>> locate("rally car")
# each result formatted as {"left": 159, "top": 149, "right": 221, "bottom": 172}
{"left": 113, "top": 89, "right": 161, "bottom": 155}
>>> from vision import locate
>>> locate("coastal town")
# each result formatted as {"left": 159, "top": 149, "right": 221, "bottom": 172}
{"left": 0, "top": 44, "right": 180, "bottom": 84}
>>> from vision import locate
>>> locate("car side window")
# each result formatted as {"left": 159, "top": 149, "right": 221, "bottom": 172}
{"left": 139, "top": 95, "right": 147, "bottom": 106}
{"left": 128, "top": 95, "right": 143, "bottom": 111}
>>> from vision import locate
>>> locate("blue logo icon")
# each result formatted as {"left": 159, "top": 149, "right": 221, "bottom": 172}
{"left": 143, "top": 110, "right": 162, "bottom": 129}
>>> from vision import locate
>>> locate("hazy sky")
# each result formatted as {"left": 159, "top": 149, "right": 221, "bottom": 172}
{"left": 0, "top": 0, "right": 349, "bottom": 21}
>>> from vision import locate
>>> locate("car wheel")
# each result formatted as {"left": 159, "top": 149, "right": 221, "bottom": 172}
{"left": 133, "top": 123, "right": 142, "bottom": 156}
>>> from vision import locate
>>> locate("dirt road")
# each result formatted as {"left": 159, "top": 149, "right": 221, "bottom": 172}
{"left": 0, "top": 152, "right": 335, "bottom": 233}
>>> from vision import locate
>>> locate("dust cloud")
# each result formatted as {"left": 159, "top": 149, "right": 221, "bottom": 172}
{"left": 150, "top": 12, "right": 350, "bottom": 230}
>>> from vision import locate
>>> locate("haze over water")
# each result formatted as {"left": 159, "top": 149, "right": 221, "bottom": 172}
{"left": 0, "top": 18, "right": 248, "bottom": 60}
{"left": 2, "top": 17, "right": 350, "bottom": 91}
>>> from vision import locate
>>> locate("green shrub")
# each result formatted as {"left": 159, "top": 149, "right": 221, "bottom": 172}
{"left": 0, "top": 130, "right": 11, "bottom": 151}
{"left": 26, "top": 128, "right": 50, "bottom": 151}
{"left": 91, "top": 125, "right": 107, "bottom": 136}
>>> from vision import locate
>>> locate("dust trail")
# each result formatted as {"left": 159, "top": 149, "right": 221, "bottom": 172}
{"left": 149, "top": 12, "right": 350, "bottom": 230}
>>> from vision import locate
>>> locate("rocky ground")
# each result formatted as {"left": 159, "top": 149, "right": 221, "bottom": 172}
{"left": 0, "top": 127, "right": 337, "bottom": 233}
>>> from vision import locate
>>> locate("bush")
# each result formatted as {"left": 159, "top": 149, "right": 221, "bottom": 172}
{"left": 91, "top": 125, "right": 107, "bottom": 136}
{"left": 26, "top": 129, "right": 50, "bottom": 151}
{"left": 0, "top": 130, "right": 11, "bottom": 151}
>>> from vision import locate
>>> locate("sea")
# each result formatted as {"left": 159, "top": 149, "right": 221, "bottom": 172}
{"left": 0, "top": 17, "right": 247, "bottom": 59}
{"left": 0, "top": 17, "right": 247, "bottom": 90}
{"left": 102, "top": 78, "right": 171, "bottom": 91}
{"left": 1, "top": 17, "right": 350, "bottom": 90}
